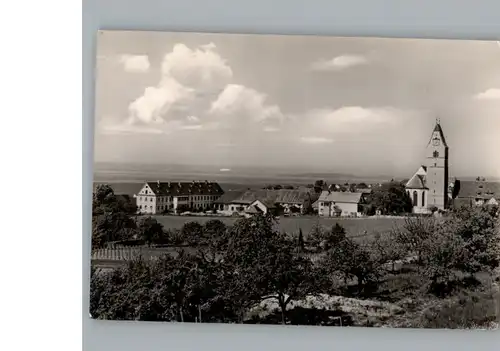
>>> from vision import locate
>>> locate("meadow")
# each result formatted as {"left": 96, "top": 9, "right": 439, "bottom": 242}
{"left": 147, "top": 214, "right": 406, "bottom": 239}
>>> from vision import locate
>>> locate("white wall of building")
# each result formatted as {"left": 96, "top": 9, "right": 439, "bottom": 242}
{"left": 318, "top": 202, "right": 359, "bottom": 217}
{"left": 407, "top": 189, "right": 430, "bottom": 214}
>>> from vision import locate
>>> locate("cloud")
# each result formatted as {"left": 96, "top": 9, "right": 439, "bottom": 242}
{"left": 474, "top": 88, "right": 500, "bottom": 100}
{"left": 300, "top": 136, "right": 334, "bottom": 144}
{"left": 99, "top": 122, "right": 165, "bottom": 135}
{"left": 180, "top": 124, "right": 203, "bottom": 130}
{"left": 307, "top": 106, "right": 406, "bottom": 131}
{"left": 128, "top": 78, "right": 194, "bottom": 124}
{"left": 209, "top": 84, "right": 284, "bottom": 123}
{"left": 186, "top": 115, "right": 200, "bottom": 123}
{"left": 161, "top": 43, "right": 233, "bottom": 91}
{"left": 310, "top": 55, "right": 368, "bottom": 71}
{"left": 120, "top": 55, "right": 150, "bottom": 72}
{"left": 263, "top": 127, "right": 280, "bottom": 132}
{"left": 126, "top": 43, "right": 233, "bottom": 126}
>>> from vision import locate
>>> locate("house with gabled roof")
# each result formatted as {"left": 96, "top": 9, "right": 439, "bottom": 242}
{"left": 314, "top": 191, "right": 364, "bottom": 217}
{"left": 135, "top": 180, "right": 224, "bottom": 214}
{"left": 244, "top": 199, "right": 276, "bottom": 217}
{"left": 214, "top": 187, "right": 318, "bottom": 215}
{"left": 451, "top": 179, "right": 500, "bottom": 208}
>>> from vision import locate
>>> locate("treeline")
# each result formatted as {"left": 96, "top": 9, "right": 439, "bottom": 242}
{"left": 90, "top": 185, "right": 500, "bottom": 327}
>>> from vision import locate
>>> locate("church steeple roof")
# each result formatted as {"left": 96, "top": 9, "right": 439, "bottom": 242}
{"left": 429, "top": 119, "right": 448, "bottom": 147}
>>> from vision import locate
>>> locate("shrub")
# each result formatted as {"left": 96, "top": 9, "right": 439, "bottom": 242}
{"left": 320, "top": 237, "right": 382, "bottom": 296}
{"left": 393, "top": 216, "right": 436, "bottom": 266}
{"left": 181, "top": 221, "right": 204, "bottom": 246}
{"left": 137, "top": 217, "right": 165, "bottom": 246}
{"left": 419, "top": 289, "right": 499, "bottom": 329}
{"left": 308, "top": 223, "right": 347, "bottom": 251}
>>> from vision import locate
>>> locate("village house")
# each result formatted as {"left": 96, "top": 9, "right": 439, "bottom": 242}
{"left": 451, "top": 179, "right": 500, "bottom": 208}
{"left": 244, "top": 199, "right": 276, "bottom": 217}
{"left": 134, "top": 180, "right": 224, "bottom": 214}
{"left": 214, "top": 187, "right": 319, "bottom": 216}
{"left": 214, "top": 190, "right": 251, "bottom": 214}
{"left": 314, "top": 191, "right": 364, "bottom": 217}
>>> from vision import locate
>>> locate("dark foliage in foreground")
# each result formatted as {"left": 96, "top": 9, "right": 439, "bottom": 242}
{"left": 90, "top": 185, "right": 499, "bottom": 327}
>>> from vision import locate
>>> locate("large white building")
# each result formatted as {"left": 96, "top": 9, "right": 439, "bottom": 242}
{"left": 405, "top": 121, "right": 450, "bottom": 214}
{"left": 135, "top": 181, "right": 224, "bottom": 214}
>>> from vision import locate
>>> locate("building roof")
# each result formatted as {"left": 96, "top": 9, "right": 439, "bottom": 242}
{"left": 317, "top": 191, "right": 363, "bottom": 204}
{"left": 145, "top": 181, "right": 224, "bottom": 196}
{"left": 215, "top": 188, "right": 317, "bottom": 205}
{"left": 455, "top": 180, "right": 500, "bottom": 200}
{"left": 251, "top": 198, "right": 276, "bottom": 209}
{"left": 214, "top": 190, "right": 247, "bottom": 204}
{"left": 430, "top": 122, "right": 448, "bottom": 147}
{"left": 245, "top": 205, "right": 262, "bottom": 214}
{"left": 405, "top": 173, "right": 427, "bottom": 190}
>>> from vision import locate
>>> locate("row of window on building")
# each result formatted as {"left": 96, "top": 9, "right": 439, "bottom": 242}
{"left": 138, "top": 195, "right": 217, "bottom": 202}
{"left": 138, "top": 203, "right": 213, "bottom": 212}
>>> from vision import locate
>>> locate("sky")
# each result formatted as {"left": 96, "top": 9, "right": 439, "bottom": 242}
{"left": 94, "top": 31, "right": 500, "bottom": 178}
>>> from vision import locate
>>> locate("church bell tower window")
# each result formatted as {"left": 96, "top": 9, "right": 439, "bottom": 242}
{"left": 433, "top": 150, "right": 439, "bottom": 158}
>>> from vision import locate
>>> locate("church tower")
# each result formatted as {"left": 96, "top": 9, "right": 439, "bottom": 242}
{"left": 424, "top": 120, "right": 449, "bottom": 210}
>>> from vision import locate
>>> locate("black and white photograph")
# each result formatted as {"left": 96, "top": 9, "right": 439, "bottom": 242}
{"left": 90, "top": 30, "right": 500, "bottom": 329}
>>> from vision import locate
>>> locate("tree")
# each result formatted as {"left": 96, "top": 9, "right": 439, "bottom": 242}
{"left": 307, "top": 221, "right": 327, "bottom": 250}
{"left": 392, "top": 216, "right": 436, "bottom": 267}
{"left": 90, "top": 258, "right": 166, "bottom": 321}
{"left": 261, "top": 233, "right": 319, "bottom": 324}
{"left": 447, "top": 206, "right": 500, "bottom": 276}
{"left": 451, "top": 179, "right": 461, "bottom": 199}
{"left": 221, "top": 214, "right": 319, "bottom": 324}
{"left": 308, "top": 222, "right": 347, "bottom": 251}
{"left": 320, "top": 237, "right": 381, "bottom": 295}
{"left": 419, "top": 229, "right": 466, "bottom": 293}
{"left": 137, "top": 217, "right": 165, "bottom": 246}
{"left": 314, "top": 180, "right": 325, "bottom": 193}
{"left": 298, "top": 229, "right": 305, "bottom": 251}
{"left": 367, "top": 182, "right": 413, "bottom": 215}
{"left": 181, "top": 221, "right": 205, "bottom": 246}
{"left": 91, "top": 184, "right": 137, "bottom": 249}
{"left": 371, "top": 232, "right": 406, "bottom": 272}
{"left": 92, "top": 211, "right": 137, "bottom": 249}
{"left": 202, "top": 219, "right": 228, "bottom": 250}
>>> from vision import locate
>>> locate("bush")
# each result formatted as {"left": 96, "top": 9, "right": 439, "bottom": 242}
{"left": 393, "top": 216, "right": 436, "bottom": 265}
{"left": 308, "top": 223, "right": 347, "bottom": 251}
{"left": 320, "top": 237, "right": 382, "bottom": 296}
{"left": 366, "top": 182, "right": 413, "bottom": 215}
{"left": 181, "top": 221, "right": 205, "bottom": 246}
{"left": 419, "top": 289, "right": 499, "bottom": 329}
{"left": 137, "top": 217, "right": 165, "bottom": 246}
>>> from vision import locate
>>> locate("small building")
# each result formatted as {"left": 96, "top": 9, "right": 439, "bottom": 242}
{"left": 314, "top": 191, "right": 364, "bottom": 217}
{"left": 451, "top": 179, "right": 500, "bottom": 208}
{"left": 213, "top": 190, "right": 250, "bottom": 214}
{"left": 214, "top": 187, "right": 318, "bottom": 216}
{"left": 135, "top": 180, "right": 224, "bottom": 214}
{"left": 245, "top": 199, "right": 276, "bottom": 216}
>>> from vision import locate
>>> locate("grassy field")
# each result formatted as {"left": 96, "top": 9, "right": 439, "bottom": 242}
{"left": 147, "top": 215, "right": 405, "bottom": 238}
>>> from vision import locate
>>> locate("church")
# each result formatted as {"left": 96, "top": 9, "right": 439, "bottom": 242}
{"left": 405, "top": 120, "right": 449, "bottom": 214}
